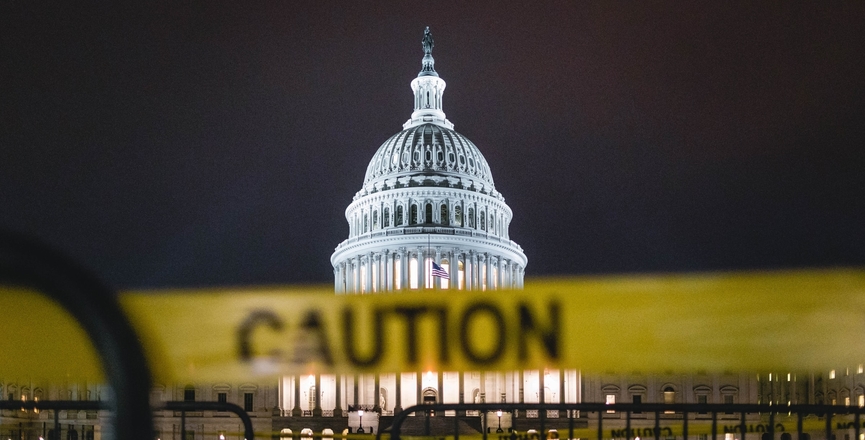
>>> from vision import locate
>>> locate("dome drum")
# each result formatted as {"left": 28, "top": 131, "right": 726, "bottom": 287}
{"left": 343, "top": 188, "right": 514, "bottom": 241}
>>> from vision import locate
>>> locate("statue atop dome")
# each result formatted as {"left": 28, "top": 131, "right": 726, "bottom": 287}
{"left": 419, "top": 27, "right": 438, "bottom": 77}
{"left": 422, "top": 26, "right": 434, "bottom": 55}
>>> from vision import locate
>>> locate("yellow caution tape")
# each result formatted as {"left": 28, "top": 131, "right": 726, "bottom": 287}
{"left": 2, "top": 268, "right": 864, "bottom": 382}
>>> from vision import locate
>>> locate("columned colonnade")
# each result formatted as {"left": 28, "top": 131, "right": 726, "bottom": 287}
{"left": 334, "top": 247, "right": 525, "bottom": 293}
{"left": 279, "top": 369, "right": 580, "bottom": 417}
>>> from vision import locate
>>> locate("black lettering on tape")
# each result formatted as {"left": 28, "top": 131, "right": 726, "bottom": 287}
{"left": 434, "top": 306, "right": 450, "bottom": 363}
{"left": 342, "top": 307, "right": 384, "bottom": 367}
{"left": 518, "top": 301, "right": 561, "bottom": 361}
{"left": 393, "top": 306, "right": 428, "bottom": 364}
{"left": 459, "top": 302, "right": 506, "bottom": 364}
{"left": 289, "top": 310, "right": 334, "bottom": 366}
{"left": 237, "top": 309, "right": 284, "bottom": 361}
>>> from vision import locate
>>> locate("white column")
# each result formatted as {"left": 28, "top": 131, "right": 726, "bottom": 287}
{"left": 374, "top": 252, "right": 382, "bottom": 292}
{"left": 416, "top": 247, "right": 425, "bottom": 289}
{"left": 365, "top": 253, "right": 373, "bottom": 293}
{"left": 519, "top": 266, "right": 524, "bottom": 288}
{"left": 334, "top": 266, "right": 340, "bottom": 293}
{"left": 399, "top": 248, "right": 408, "bottom": 291}
{"left": 465, "top": 251, "right": 473, "bottom": 291}
{"left": 478, "top": 253, "right": 489, "bottom": 290}
{"left": 385, "top": 249, "right": 393, "bottom": 292}
{"left": 348, "top": 258, "right": 356, "bottom": 293}
{"left": 498, "top": 257, "right": 504, "bottom": 290}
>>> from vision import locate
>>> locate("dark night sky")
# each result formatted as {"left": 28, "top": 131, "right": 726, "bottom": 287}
{"left": 2, "top": 2, "right": 864, "bottom": 289}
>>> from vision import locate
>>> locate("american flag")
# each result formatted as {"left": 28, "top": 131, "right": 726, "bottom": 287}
{"left": 431, "top": 262, "right": 449, "bottom": 279}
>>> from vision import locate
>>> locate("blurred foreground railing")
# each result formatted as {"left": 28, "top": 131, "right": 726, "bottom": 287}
{"left": 385, "top": 403, "right": 865, "bottom": 440}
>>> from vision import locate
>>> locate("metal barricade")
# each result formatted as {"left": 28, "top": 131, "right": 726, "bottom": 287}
{"left": 385, "top": 403, "right": 864, "bottom": 440}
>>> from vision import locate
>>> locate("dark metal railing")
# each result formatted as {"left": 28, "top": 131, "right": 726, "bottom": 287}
{"left": 385, "top": 403, "right": 865, "bottom": 440}
{"left": 0, "top": 400, "right": 254, "bottom": 439}
{"left": 0, "top": 231, "right": 153, "bottom": 439}
{"left": 165, "top": 401, "right": 255, "bottom": 440}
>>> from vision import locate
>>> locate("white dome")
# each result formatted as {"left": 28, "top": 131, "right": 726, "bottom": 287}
{"left": 363, "top": 123, "right": 495, "bottom": 190}
{"left": 332, "top": 27, "right": 526, "bottom": 294}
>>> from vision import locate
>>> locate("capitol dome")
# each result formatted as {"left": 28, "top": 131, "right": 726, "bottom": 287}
{"left": 332, "top": 27, "right": 526, "bottom": 293}
{"left": 361, "top": 123, "right": 497, "bottom": 198}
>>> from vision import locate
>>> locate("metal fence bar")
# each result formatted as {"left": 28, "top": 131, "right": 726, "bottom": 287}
{"left": 0, "top": 232, "right": 154, "bottom": 439}
{"left": 163, "top": 401, "right": 255, "bottom": 440}
{"left": 387, "top": 403, "right": 865, "bottom": 440}
{"left": 598, "top": 408, "right": 603, "bottom": 440}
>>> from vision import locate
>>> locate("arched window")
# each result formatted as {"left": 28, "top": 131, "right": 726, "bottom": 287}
{"left": 490, "top": 214, "right": 495, "bottom": 233}
{"left": 664, "top": 386, "right": 675, "bottom": 403}
{"left": 383, "top": 207, "right": 390, "bottom": 227}
{"left": 363, "top": 214, "right": 369, "bottom": 233}
{"left": 410, "top": 205, "right": 418, "bottom": 225}
{"left": 425, "top": 203, "right": 433, "bottom": 224}
{"left": 440, "top": 204, "right": 449, "bottom": 226}
{"left": 396, "top": 206, "right": 403, "bottom": 226}
{"left": 480, "top": 212, "right": 486, "bottom": 231}
{"left": 454, "top": 205, "right": 462, "bottom": 226}
{"left": 468, "top": 208, "right": 475, "bottom": 228}
{"left": 372, "top": 211, "right": 379, "bottom": 229}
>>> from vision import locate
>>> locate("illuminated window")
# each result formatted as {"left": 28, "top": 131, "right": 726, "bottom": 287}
{"left": 409, "top": 257, "right": 418, "bottom": 289}
{"left": 605, "top": 394, "right": 616, "bottom": 413}
{"left": 664, "top": 387, "right": 675, "bottom": 404}
{"left": 859, "top": 395, "right": 864, "bottom": 407}
{"left": 830, "top": 370, "right": 836, "bottom": 379}
{"left": 663, "top": 387, "right": 675, "bottom": 413}
{"left": 845, "top": 397, "right": 851, "bottom": 406}
{"left": 859, "top": 365, "right": 863, "bottom": 374}
{"left": 440, "top": 261, "right": 450, "bottom": 289}
{"left": 395, "top": 258, "right": 402, "bottom": 290}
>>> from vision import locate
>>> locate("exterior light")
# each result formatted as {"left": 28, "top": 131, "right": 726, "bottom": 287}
{"left": 220, "top": 435, "right": 225, "bottom": 440}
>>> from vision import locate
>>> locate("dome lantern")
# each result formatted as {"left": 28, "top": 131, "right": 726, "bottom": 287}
{"left": 405, "top": 27, "right": 454, "bottom": 130}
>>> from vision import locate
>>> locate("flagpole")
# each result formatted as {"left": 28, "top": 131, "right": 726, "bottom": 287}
{"left": 427, "top": 233, "right": 431, "bottom": 289}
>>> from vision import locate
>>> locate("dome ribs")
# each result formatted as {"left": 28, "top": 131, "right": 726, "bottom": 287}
{"left": 361, "top": 124, "right": 496, "bottom": 194}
